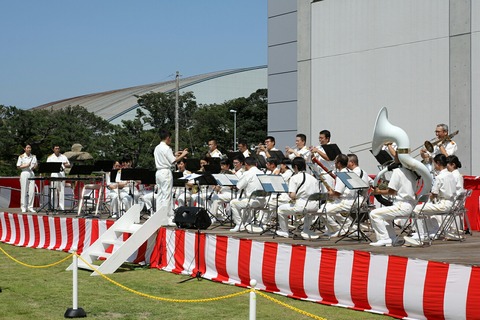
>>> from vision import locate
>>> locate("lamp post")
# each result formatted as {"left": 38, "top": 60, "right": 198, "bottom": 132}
{"left": 229, "top": 109, "right": 237, "bottom": 151}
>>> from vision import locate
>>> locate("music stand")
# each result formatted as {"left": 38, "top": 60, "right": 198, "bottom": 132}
{"left": 334, "top": 171, "right": 371, "bottom": 243}
{"left": 268, "top": 150, "right": 286, "bottom": 163}
{"left": 68, "top": 164, "right": 94, "bottom": 176}
{"left": 252, "top": 153, "right": 267, "bottom": 169}
{"left": 370, "top": 149, "right": 394, "bottom": 167}
{"left": 257, "top": 174, "right": 288, "bottom": 238}
{"left": 227, "top": 151, "right": 244, "bottom": 162}
{"left": 93, "top": 160, "right": 114, "bottom": 172}
{"left": 185, "top": 158, "right": 201, "bottom": 173}
{"left": 321, "top": 144, "right": 342, "bottom": 161}
{"left": 203, "top": 159, "right": 221, "bottom": 174}
{"left": 209, "top": 174, "right": 238, "bottom": 228}
{"left": 192, "top": 173, "right": 217, "bottom": 219}
{"left": 37, "top": 162, "right": 62, "bottom": 213}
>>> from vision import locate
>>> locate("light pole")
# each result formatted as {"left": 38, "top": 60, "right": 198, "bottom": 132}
{"left": 229, "top": 109, "right": 237, "bottom": 151}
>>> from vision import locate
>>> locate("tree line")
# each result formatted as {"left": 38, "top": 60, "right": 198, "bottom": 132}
{"left": 0, "top": 89, "right": 267, "bottom": 176}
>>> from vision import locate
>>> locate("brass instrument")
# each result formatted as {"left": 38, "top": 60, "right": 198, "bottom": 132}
{"left": 424, "top": 130, "right": 459, "bottom": 153}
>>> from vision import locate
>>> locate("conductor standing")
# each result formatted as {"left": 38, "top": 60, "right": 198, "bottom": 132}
{"left": 154, "top": 129, "right": 188, "bottom": 226}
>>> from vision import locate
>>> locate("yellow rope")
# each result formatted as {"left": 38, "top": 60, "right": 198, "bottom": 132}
{"left": 77, "top": 254, "right": 250, "bottom": 302}
{"left": 0, "top": 245, "right": 73, "bottom": 268}
{"left": 256, "top": 291, "right": 327, "bottom": 320}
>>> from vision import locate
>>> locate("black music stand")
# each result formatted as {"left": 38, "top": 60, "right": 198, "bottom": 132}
{"left": 334, "top": 171, "right": 371, "bottom": 243}
{"left": 185, "top": 158, "right": 201, "bottom": 173}
{"left": 257, "top": 174, "right": 288, "bottom": 238}
{"left": 133, "top": 169, "right": 156, "bottom": 217}
{"left": 172, "top": 172, "right": 187, "bottom": 208}
{"left": 321, "top": 144, "right": 342, "bottom": 161}
{"left": 93, "top": 160, "right": 114, "bottom": 172}
{"left": 37, "top": 162, "right": 62, "bottom": 213}
{"left": 203, "top": 160, "right": 221, "bottom": 174}
{"left": 227, "top": 151, "right": 244, "bottom": 162}
{"left": 268, "top": 150, "right": 286, "bottom": 163}
{"left": 193, "top": 173, "right": 217, "bottom": 220}
{"left": 252, "top": 153, "right": 267, "bottom": 169}
{"left": 371, "top": 150, "right": 394, "bottom": 167}
{"left": 209, "top": 173, "right": 238, "bottom": 228}
{"left": 118, "top": 168, "right": 145, "bottom": 204}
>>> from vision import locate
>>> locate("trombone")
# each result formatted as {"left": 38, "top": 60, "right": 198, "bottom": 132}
{"left": 348, "top": 141, "right": 372, "bottom": 153}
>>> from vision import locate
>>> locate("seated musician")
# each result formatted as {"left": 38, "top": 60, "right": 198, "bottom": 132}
{"left": 207, "top": 139, "right": 223, "bottom": 159}
{"left": 174, "top": 158, "right": 192, "bottom": 208}
{"left": 229, "top": 157, "right": 266, "bottom": 232}
{"left": 446, "top": 155, "right": 464, "bottom": 197}
{"left": 320, "top": 154, "right": 356, "bottom": 237}
{"left": 403, "top": 154, "right": 456, "bottom": 246}
{"left": 276, "top": 157, "right": 320, "bottom": 239}
{"left": 237, "top": 139, "right": 251, "bottom": 159}
{"left": 285, "top": 133, "right": 310, "bottom": 161}
{"left": 369, "top": 153, "right": 418, "bottom": 247}
{"left": 420, "top": 124, "right": 457, "bottom": 163}
{"left": 256, "top": 136, "right": 278, "bottom": 160}
{"left": 106, "top": 161, "right": 122, "bottom": 218}
{"left": 232, "top": 155, "right": 245, "bottom": 177}
{"left": 347, "top": 153, "right": 372, "bottom": 199}
{"left": 209, "top": 159, "right": 235, "bottom": 221}
{"left": 114, "top": 156, "right": 134, "bottom": 217}
{"left": 310, "top": 130, "right": 336, "bottom": 192}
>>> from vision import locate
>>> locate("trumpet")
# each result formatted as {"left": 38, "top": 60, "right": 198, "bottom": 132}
{"left": 250, "top": 144, "right": 265, "bottom": 151}
{"left": 424, "top": 130, "right": 459, "bottom": 153}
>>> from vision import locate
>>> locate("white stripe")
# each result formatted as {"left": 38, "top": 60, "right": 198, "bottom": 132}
{"left": 0, "top": 212, "right": 7, "bottom": 241}
{"left": 17, "top": 213, "right": 26, "bottom": 246}
{"left": 443, "top": 264, "right": 471, "bottom": 319}
{"left": 275, "top": 243, "right": 293, "bottom": 295}
{"left": 203, "top": 233, "right": 218, "bottom": 280}
{"left": 367, "top": 254, "right": 389, "bottom": 314}
{"left": 47, "top": 216, "right": 57, "bottom": 250}
{"left": 26, "top": 214, "right": 36, "bottom": 248}
{"left": 250, "top": 241, "right": 266, "bottom": 290}
{"left": 403, "top": 259, "right": 428, "bottom": 320}
{"left": 163, "top": 229, "right": 177, "bottom": 272}
{"left": 82, "top": 219, "right": 92, "bottom": 251}
{"left": 182, "top": 230, "right": 196, "bottom": 275}
{"left": 8, "top": 213, "right": 17, "bottom": 244}
{"left": 225, "top": 237, "right": 241, "bottom": 284}
{"left": 303, "top": 246, "right": 322, "bottom": 301}
{"left": 37, "top": 215, "right": 46, "bottom": 248}
{"left": 70, "top": 218, "right": 80, "bottom": 251}
{"left": 59, "top": 217, "right": 69, "bottom": 251}
{"left": 334, "top": 250, "right": 354, "bottom": 307}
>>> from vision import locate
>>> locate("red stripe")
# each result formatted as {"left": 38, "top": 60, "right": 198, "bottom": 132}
{"left": 212, "top": 235, "right": 229, "bottom": 282}
{"left": 198, "top": 232, "right": 207, "bottom": 276}
{"left": 41, "top": 216, "right": 51, "bottom": 249}
{"left": 90, "top": 219, "right": 99, "bottom": 246}
{"left": 385, "top": 255, "right": 408, "bottom": 318}
{"left": 76, "top": 218, "right": 86, "bottom": 253}
{"left": 423, "top": 261, "right": 449, "bottom": 320}
{"left": 288, "top": 244, "right": 307, "bottom": 299}
{"left": 319, "top": 248, "right": 338, "bottom": 305}
{"left": 31, "top": 215, "right": 41, "bottom": 248}
{"left": 132, "top": 241, "right": 148, "bottom": 264}
{"left": 3, "top": 213, "right": 12, "bottom": 243}
{"left": 192, "top": 232, "right": 208, "bottom": 277}
{"left": 12, "top": 214, "right": 21, "bottom": 245}
{"left": 52, "top": 217, "right": 62, "bottom": 250}
{"left": 64, "top": 218, "right": 74, "bottom": 252}
{"left": 262, "top": 242, "right": 279, "bottom": 292}
{"left": 238, "top": 238, "right": 253, "bottom": 286}
{"left": 172, "top": 229, "right": 186, "bottom": 274}
{"left": 350, "top": 250, "right": 371, "bottom": 310}
{"left": 150, "top": 228, "right": 166, "bottom": 269}
{"left": 20, "top": 215, "right": 30, "bottom": 247}
{"left": 466, "top": 266, "right": 480, "bottom": 318}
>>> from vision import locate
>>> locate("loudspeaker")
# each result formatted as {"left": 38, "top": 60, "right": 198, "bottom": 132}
{"left": 173, "top": 206, "right": 211, "bottom": 230}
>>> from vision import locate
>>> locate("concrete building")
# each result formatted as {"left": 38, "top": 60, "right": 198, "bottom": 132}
{"left": 268, "top": 0, "right": 479, "bottom": 175}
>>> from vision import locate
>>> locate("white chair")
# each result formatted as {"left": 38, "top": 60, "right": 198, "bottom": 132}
{"left": 77, "top": 183, "right": 103, "bottom": 216}
{"left": 393, "top": 194, "right": 430, "bottom": 246}
{"left": 434, "top": 189, "right": 473, "bottom": 241}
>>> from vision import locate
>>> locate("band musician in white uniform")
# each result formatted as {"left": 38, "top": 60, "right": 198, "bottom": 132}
{"left": 47, "top": 145, "right": 71, "bottom": 211}
{"left": 154, "top": 129, "right": 188, "bottom": 226}
{"left": 310, "top": 130, "right": 336, "bottom": 192}
{"left": 276, "top": 157, "right": 319, "bottom": 239}
{"left": 404, "top": 154, "right": 456, "bottom": 246}
{"left": 369, "top": 154, "right": 418, "bottom": 247}
{"left": 16, "top": 144, "right": 38, "bottom": 212}
{"left": 285, "top": 133, "right": 311, "bottom": 161}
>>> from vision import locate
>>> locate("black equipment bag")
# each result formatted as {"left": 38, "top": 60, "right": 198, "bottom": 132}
{"left": 173, "top": 206, "right": 211, "bottom": 230}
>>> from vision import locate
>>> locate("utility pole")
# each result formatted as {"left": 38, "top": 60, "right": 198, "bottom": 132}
{"left": 175, "top": 71, "right": 179, "bottom": 153}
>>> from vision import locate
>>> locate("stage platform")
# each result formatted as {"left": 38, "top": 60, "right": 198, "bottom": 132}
{"left": 3, "top": 206, "right": 479, "bottom": 267}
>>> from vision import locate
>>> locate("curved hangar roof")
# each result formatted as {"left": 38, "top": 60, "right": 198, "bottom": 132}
{"left": 32, "top": 66, "right": 267, "bottom": 124}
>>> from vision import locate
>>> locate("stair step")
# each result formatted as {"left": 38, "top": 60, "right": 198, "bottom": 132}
{"left": 89, "top": 251, "right": 112, "bottom": 259}
{"left": 115, "top": 224, "right": 143, "bottom": 234}
{"left": 102, "top": 239, "right": 124, "bottom": 246}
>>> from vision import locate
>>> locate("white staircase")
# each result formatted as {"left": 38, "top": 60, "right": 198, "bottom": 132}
{"left": 67, "top": 203, "right": 169, "bottom": 276}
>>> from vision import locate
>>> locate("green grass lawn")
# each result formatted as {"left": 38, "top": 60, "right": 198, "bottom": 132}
{"left": 0, "top": 243, "right": 393, "bottom": 320}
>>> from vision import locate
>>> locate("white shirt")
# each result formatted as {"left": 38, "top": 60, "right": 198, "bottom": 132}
{"left": 352, "top": 166, "right": 372, "bottom": 187}
{"left": 432, "top": 168, "right": 456, "bottom": 201}
{"left": 236, "top": 166, "right": 263, "bottom": 198}
{"left": 209, "top": 149, "right": 223, "bottom": 158}
{"left": 429, "top": 140, "right": 457, "bottom": 158}
{"left": 288, "top": 146, "right": 311, "bottom": 161}
{"left": 47, "top": 153, "right": 69, "bottom": 177}
{"left": 313, "top": 144, "right": 335, "bottom": 173}
{"left": 259, "top": 147, "right": 278, "bottom": 160}
{"left": 17, "top": 153, "right": 37, "bottom": 174}
{"left": 388, "top": 167, "right": 417, "bottom": 205}
{"left": 154, "top": 141, "right": 175, "bottom": 170}
{"left": 288, "top": 172, "right": 319, "bottom": 200}
{"left": 280, "top": 169, "right": 293, "bottom": 183}
{"left": 450, "top": 169, "right": 464, "bottom": 197}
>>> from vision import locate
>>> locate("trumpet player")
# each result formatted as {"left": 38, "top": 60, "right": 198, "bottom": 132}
{"left": 310, "top": 130, "right": 335, "bottom": 191}
{"left": 16, "top": 144, "right": 38, "bottom": 212}
{"left": 256, "top": 136, "right": 278, "bottom": 160}
{"left": 285, "top": 133, "right": 310, "bottom": 161}
{"left": 420, "top": 124, "right": 457, "bottom": 163}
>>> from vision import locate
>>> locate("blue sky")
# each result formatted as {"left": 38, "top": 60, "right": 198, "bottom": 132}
{"left": 0, "top": 1, "right": 267, "bottom": 109}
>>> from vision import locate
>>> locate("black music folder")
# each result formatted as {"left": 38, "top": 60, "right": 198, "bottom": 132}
{"left": 185, "top": 158, "right": 201, "bottom": 173}
{"left": 93, "top": 160, "right": 115, "bottom": 172}
{"left": 68, "top": 164, "right": 94, "bottom": 176}
{"left": 321, "top": 144, "right": 342, "bottom": 161}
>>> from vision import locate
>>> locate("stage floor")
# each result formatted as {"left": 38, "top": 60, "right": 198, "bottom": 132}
{"left": 2, "top": 207, "right": 479, "bottom": 267}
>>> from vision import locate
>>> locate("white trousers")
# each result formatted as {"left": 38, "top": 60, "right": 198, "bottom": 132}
{"left": 20, "top": 171, "right": 35, "bottom": 211}
{"left": 370, "top": 201, "right": 414, "bottom": 241}
{"left": 156, "top": 169, "right": 173, "bottom": 219}
{"left": 322, "top": 200, "right": 354, "bottom": 233}
{"left": 230, "top": 198, "right": 266, "bottom": 225}
{"left": 413, "top": 199, "right": 453, "bottom": 236}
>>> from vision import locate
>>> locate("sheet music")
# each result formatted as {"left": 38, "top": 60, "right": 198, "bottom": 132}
{"left": 336, "top": 171, "right": 369, "bottom": 190}
{"left": 224, "top": 174, "right": 239, "bottom": 186}
{"left": 257, "top": 174, "right": 288, "bottom": 193}
{"left": 212, "top": 174, "right": 235, "bottom": 186}
{"left": 179, "top": 173, "right": 202, "bottom": 180}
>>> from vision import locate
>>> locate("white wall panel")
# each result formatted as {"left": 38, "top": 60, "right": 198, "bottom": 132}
{"left": 311, "top": 38, "right": 450, "bottom": 174}
{"left": 269, "top": 71, "right": 297, "bottom": 104}
{"left": 268, "top": 42, "right": 297, "bottom": 74}
{"left": 268, "top": 0, "right": 296, "bottom": 18}
{"left": 268, "top": 12, "right": 297, "bottom": 46}
{"left": 472, "top": 32, "right": 480, "bottom": 175}
{"left": 311, "top": 0, "right": 449, "bottom": 58}
{"left": 472, "top": 0, "right": 480, "bottom": 32}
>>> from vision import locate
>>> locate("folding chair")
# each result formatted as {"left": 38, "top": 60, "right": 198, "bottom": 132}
{"left": 393, "top": 194, "right": 430, "bottom": 246}
{"left": 293, "top": 192, "right": 329, "bottom": 240}
{"left": 77, "top": 183, "right": 103, "bottom": 217}
{"left": 434, "top": 189, "right": 473, "bottom": 241}
{"left": 336, "top": 190, "right": 372, "bottom": 243}
{"left": 242, "top": 190, "right": 270, "bottom": 233}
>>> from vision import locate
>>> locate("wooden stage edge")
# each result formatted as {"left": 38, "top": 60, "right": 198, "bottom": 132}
{"left": 2, "top": 207, "right": 479, "bottom": 267}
